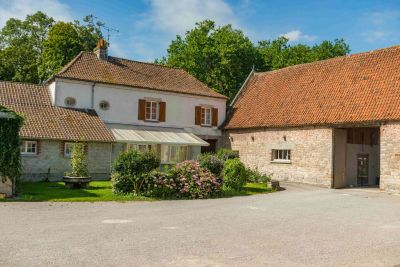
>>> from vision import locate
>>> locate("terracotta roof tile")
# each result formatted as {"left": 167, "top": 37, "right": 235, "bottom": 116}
{"left": 0, "top": 81, "right": 115, "bottom": 142}
{"left": 52, "top": 52, "right": 227, "bottom": 99}
{"left": 224, "top": 45, "right": 400, "bottom": 129}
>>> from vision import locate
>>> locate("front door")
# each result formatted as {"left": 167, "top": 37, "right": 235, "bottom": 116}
{"left": 333, "top": 129, "right": 347, "bottom": 188}
{"left": 357, "top": 154, "right": 369, "bottom": 186}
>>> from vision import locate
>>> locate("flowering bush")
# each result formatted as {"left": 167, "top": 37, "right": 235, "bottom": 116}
{"left": 223, "top": 158, "right": 247, "bottom": 190}
{"left": 171, "top": 161, "right": 222, "bottom": 199}
{"left": 198, "top": 153, "right": 224, "bottom": 177}
{"left": 143, "top": 171, "right": 178, "bottom": 198}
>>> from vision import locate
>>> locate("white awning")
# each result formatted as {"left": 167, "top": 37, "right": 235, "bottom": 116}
{"left": 107, "top": 124, "right": 209, "bottom": 146}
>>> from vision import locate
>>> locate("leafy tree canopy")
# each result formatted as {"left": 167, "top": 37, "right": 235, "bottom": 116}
{"left": 159, "top": 20, "right": 350, "bottom": 101}
{"left": 0, "top": 12, "right": 102, "bottom": 83}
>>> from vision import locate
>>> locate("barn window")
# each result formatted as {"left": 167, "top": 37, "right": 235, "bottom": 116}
{"left": 271, "top": 149, "right": 291, "bottom": 163}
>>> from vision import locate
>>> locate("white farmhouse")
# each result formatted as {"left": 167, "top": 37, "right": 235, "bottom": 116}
{"left": 0, "top": 39, "right": 227, "bottom": 181}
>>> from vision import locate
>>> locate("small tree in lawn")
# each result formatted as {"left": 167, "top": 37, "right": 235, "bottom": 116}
{"left": 70, "top": 142, "right": 89, "bottom": 177}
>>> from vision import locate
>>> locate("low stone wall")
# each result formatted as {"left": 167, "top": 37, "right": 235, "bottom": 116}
{"left": 222, "top": 127, "right": 333, "bottom": 187}
{"left": 380, "top": 123, "right": 400, "bottom": 193}
{"left": 21, "top": 140, "right": 113, "bottom": 181}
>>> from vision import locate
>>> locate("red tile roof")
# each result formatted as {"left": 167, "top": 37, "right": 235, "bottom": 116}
{"left": 0, "top": 81, "right": 115, "bottom": 142}
{"left": 224, "top": 45, "right": 400, "bottom": 129}
{"left": 51, "top": 52, "right": 227, "bottom": 99}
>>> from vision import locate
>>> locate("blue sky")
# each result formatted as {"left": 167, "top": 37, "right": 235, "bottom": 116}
{"left": 0, "top": 0, "right": 399, "bottom": 61}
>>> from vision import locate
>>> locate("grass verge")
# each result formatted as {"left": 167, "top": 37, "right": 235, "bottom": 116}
{"left": 1, "top": 181, "right": 274, "bottom": 202}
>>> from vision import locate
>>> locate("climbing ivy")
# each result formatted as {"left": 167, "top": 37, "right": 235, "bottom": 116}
{"left": 0, "top": 105, "right": 24, "bottom": 194}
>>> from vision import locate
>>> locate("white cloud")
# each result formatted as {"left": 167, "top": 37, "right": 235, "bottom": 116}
{"left": 280, "top": 30, "right": 317, "bottom": 42}
{"left": 0, "top": 0, "right": 72, "bottom": 27}
{"left": 139, "top": 0, "right": 239, "bottom": 35}
{"left": 361, "top": 10, "right": 400, "bottom": 43}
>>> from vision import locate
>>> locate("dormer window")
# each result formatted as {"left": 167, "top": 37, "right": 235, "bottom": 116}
{"left": 99, "top": 100, "right": 110, "bottom": 110}
{"left": 65, "top": 97, "right": 76, "bottom": 107}
{"left": 145, "top": 100, "right": 159, "bottom": 121}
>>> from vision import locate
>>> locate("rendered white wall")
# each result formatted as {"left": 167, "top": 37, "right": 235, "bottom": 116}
{"left": 48, "top": 82, "right": 56, "bottom": 105}
{"left": 54, "top": 79, "right": 226, "bottom": 137}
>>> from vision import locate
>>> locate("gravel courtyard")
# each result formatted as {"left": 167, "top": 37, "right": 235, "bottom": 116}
{"left": 1, "top": 182, "right": 400, "bottom": 267}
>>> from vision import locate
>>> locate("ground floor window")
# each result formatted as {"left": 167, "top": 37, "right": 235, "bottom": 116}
{"left": 125, "top": 143, "right": 189, "bottom": 163}
{"left": 161, "top": 145, "right": 188, "bottom": 163}
{"left": 20, "top": 140, "right": 37, "bottom": 155}
{"left": 271, "top": 149, "right": 291, "bottom": 163}
{"left": 64, "top": 142, "right": 74, "bottom": 158}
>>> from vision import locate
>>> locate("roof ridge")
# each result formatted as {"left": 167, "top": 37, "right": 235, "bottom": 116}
{"left": 107, "top": 54, "right": 184, "bottom": 71}
{"left": 255, "top": 44, "right": 400, "bottom": 75}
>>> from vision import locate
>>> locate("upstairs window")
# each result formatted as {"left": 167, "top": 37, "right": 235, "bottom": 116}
{"left": 271, "top": 149, "right": 291, "bottom": 163}
{"left": 99, "top": 100, "right": 110, "bottom": 110}
{"left": 145, "top": 101, "right": 159, "bottom": 121}
{"left": 201, "top": 107, "right": 212, "bottom": 126}
{"left": 20, "top": 141, "right": 37, "bottom": 155}
{"left": 64, "top": 97, "right": 76, "bottom": 107}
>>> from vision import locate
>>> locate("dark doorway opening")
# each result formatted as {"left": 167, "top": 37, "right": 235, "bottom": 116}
{"left": 201, "top": 139, "right": 217, "bottom": 153}
{"left": 333, "top": 127, "right": 380, "bottom": 188}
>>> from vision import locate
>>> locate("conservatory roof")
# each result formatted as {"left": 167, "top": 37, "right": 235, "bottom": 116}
{"left": 107, "top": 124, "right": 209, "bottom": 146}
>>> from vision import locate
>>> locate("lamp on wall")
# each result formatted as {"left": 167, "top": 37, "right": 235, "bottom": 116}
{"left": 251, "top": 136, "right": 255, "bottom": 142}
{"left": 230, "top": 136, "right": 234, "bottom": 142}
{"left": 283, "top": 135, "right": 287, "bottom": 141}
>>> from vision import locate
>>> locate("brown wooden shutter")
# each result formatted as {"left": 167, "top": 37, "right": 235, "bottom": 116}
{"left": 212, "top": 108, "right": 218, "bottom": 127}
{"left": 159, "top": 102, "right": 166, "bottom": 122}
{"left": 195, "top": 106, "right": 201, "bottom": 125}
{"left": 138, "top": 99, "right": 146, "bottom": 120}
{"left": 36, "top": 140, "right": 41, "bottom": 155}
{"left": 60, "top": 141, "right": 65, "bottom": 156}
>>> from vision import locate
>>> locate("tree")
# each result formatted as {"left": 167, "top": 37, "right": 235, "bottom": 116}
{"left": 159, "top": 20, "right": 261, "bottom": 101}
{"left": 160, "top": 20, "right": 350, "bottom": 101}
{"left": 257, "top": 37, "right": 350, "bottom": 71}
{"left": 0, "top": 12, "right": 54, "bottom": 83}
{"left": 0, "top": 12, "right": 102, "bottom": 83}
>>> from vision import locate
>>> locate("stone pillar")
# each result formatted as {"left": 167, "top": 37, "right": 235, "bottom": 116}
{"left": 0, "top": 176, "right": 12, "bottom": 197}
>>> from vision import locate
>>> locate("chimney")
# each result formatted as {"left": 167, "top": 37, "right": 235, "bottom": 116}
{"left": 94, "top": 38, "right": 108, "bottom": 60}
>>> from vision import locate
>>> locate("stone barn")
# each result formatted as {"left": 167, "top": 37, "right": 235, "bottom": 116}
{"left": 222, "top": 45, "right": 400, "bottom": 193}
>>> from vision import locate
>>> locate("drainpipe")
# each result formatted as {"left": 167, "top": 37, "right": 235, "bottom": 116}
{"left": 91, "top": 83, "right": 95, "bottom": 109}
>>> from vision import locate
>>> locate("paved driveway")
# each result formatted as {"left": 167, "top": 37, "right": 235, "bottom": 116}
{"left": 1, "top": 183, "right": 400, "bottom": 267}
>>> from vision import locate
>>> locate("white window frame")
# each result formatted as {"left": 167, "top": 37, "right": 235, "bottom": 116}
{"left": 271, "top": 149, "right": 291, "bottom": 163}
{"left": 145, "top": 100, "right": 159, "bottom": 121}
{"left": 64, "top": 142, "right": 74, "bottom": 158}
{"left": 201, "top": 107, "right": 212, "bottom": 126}
{"left": 20, "top": 140, "right": 37, "bottom": 156}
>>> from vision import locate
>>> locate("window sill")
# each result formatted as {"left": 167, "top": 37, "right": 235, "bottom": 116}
{"left": 200, "top": 124, "right": 213, "bottom": 128}
{"left": 21, "top": 154, "right": 37, "bottom": 157}
{"left": 271, "top": 160, "right": 291, "bottom": 164}
{"left": 145, "top": 119, "right": 160, "bottom": 123}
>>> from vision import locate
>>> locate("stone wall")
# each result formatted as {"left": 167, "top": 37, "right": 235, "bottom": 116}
{"left": 21, "top": 140, "right": 112, "bottom": 181}
{"left": 222, "top": 127, "right": 333, "bottom": 187}
{"left": 380, "top": 123, "right": 400, "bottom": 192}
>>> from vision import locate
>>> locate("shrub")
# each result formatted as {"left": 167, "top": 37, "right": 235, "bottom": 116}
{"left": 198, "top": 153, "right": 224, "bottom": 177}
{"left": 111, "top": 173, "right": 135, "bottom": 195}
{"left": 143, "top": 171, "right": 178, "bottom": 198}
{"left": 216, "top": 148, "right": 239, "bottom": 161}
{"left": 69, "top": 142, "right": 89, "bottom": 177}
{"left": 112, "top": 149, "right": 160, "bottom": 195}
{"left": 246, "top": 168, "right": 271, "bottom": 183}
{"left": 172, "top": 160, "right": 222, "bottom": 199}
{"left": 222, "top": 158, "right": 247, "bottom": 190}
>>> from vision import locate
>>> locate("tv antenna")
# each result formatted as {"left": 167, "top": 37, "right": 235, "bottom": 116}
{"left": 87, "top": 15, "right": 119, "bottom": 44}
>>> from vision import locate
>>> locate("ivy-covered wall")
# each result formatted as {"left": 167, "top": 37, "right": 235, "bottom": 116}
{"left": 0, "top": 105, "right": 23, "bottom": 195}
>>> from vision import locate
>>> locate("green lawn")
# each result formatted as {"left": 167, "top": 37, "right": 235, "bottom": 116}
{"left": 2, "top": 181, "right": 274, "bottom": 202}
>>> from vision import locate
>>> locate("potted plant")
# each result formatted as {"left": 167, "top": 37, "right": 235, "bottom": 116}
{"left": 63, "top": 142, "right": 91, "bottom": 188}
